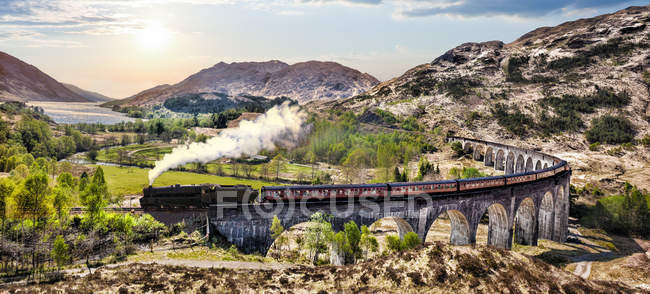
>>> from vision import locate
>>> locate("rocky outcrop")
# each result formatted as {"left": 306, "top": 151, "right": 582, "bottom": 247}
{"left": 108, "top": 60, "right": 379, "bottom": 107}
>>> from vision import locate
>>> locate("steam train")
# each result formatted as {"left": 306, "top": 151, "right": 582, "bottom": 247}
{"left": 140, "top": 160, "right": 569, "bottom": 209}
{"left": 141, "top": 184, "right": 258, "bottom": 209}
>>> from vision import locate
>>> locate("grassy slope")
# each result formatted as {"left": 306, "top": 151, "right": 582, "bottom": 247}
{"left": 100, "top": 165, "right": 280, "bottom": 196}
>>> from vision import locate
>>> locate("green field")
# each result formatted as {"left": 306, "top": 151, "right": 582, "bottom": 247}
{"left": 96, "top": 144, "right": 314, "bottom": 181}
{"left": 99, "top": 165, "right": 281, "bottom": 196}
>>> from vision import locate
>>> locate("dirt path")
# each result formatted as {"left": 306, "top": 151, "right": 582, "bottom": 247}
{"left": 568, "top": 225, "right": 617, "bottom": 279}
{"left": 569, "top": 227, "right": 593, "bottom": 279}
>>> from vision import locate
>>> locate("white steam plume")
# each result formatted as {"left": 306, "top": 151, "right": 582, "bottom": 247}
{"left": 148, "top": 102, "right": 307, "bottom": 185}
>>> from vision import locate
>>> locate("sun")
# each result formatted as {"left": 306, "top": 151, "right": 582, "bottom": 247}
{"left": 136, "top": 22, "right": 171, "bottom": 50}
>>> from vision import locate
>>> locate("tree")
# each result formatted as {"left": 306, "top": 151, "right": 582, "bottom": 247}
{"left": 269, "top": 154, "right": 286, "bottom": 181}
{"left": 14, "top": 172, "right": 50, "bottom": 276}
{"left": 0, "top": 178, "right": 15, "bottom": 237}
{"left": 306, "top": 150, "right": 317, "bottom": 182}
{"left": 57, "top": 172, "right": 75, "bottom": 189}
{"left": 377, "top": 144, "right": 396, "bottom": 182}
{"left": 242, "top": 164, "right": 256, "bottom": 178}
{"left": 79, "top": 171, "right": 89, "bottom": 192}
{"left": 81, "top": 167, "right": 109, "bottom": 225}
{"left": 117, "top": 149, "right": 129, "bottom": 164}
{"left": 359, "top": 225, "right": 378, "bottom": 259}
{"left": 344, "top": 221, "right": 361, "bottom": 262}
{"left": 51, "top": 235, "right": 69, "bottom": 270}
{"left": 214, "top": 163, "right": 224, "bottom": 176}
{"left": 231, "top": 163, "right": 241, "bottom": 177}
{"left": 331, "top": 231, "right": 348, "bottom": 265}
{"left": 51, "top": 185, "right": 72, "bottom": 222}
{"left": 259, "top": 163, "right": 270, "bottom": 180}
{"left": 304, "top": 212, "right": 334, "bottom": 264}
{"left": 270, "top": 215, "right": 285, "bottom": 246}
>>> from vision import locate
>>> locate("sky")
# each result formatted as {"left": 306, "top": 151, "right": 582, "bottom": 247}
{"left": 0, "top": 0, "right": 645, "bottom": 98}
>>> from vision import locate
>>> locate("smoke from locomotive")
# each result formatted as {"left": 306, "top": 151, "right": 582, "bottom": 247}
{"left": 148, "top": 102, "right": 307, "bottom": 185}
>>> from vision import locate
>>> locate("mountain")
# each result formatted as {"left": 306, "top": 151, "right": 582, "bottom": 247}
{"left": 63, "top": 83, "right": 114, "bottom": 102}
{"left": 106, "top": 60, "right": 379, "bottom": 107}
{"left": 0, "top": 51, "right": 89, "bottom": 102}
{"left": 316, "top": 6, "right": 650, "bottom": 149}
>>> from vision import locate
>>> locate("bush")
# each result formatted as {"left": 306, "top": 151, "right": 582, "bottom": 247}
{"left": 589, "top": 142, "right": 600, "bottom": 151}
{"left": 450, "top": 142, "right": 464, "bottom": 158}
{"left": 490, "top": 103, "right": 534, "bottom": 136}
{"left": 386, "top": 234, "right": 402, "bottom": 252}
{"left": 402, "top": 232, "right": 421, "bottom": 250}
{"left": 537, "top": 87, "right": 630, "bottom": 135}
{"left": 439, "top": 77, "right": 482, "bottom": 99}
{"left": 132, "top": 214, "right": 167, "bottom": 243}
{"left": 585, "top": 115, "right": 636, "bottom": 144}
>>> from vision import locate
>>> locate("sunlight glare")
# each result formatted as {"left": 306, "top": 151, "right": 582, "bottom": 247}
{"left": 136, "top": 22, "right": 171, "bottom": 50}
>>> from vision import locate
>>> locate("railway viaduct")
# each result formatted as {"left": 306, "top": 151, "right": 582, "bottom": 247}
{"left": 153, "top": 137, "right": 571, "bottom": 254}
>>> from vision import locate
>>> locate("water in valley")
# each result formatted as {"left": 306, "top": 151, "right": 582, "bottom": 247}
{"left": 27, "top": 101, "right": 136, "bottom": 124}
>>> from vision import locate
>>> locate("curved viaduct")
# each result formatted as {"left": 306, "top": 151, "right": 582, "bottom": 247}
{"left": 203, "top": 137, "right": 571, "bottom": 254}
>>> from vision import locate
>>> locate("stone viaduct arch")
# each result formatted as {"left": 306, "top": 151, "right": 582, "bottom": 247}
{"left": 201, "top": 137, "right": 570, "bottom": 254}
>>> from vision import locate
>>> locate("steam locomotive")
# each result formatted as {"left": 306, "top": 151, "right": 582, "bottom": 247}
{"left": 140, "top": 160, "right": 569, "bottom": 209}
{"left": 141, "top": 184, "right": 259, "bottom": 209}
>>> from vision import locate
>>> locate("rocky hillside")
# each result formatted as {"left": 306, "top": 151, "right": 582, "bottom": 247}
{"left": 106, "top": 60, "right": 379, "bottom": 107}
{"left": 63, "top": 83, "right": 113, "bottom": 102}
{"left": 6, "top": 243, "right": 642, "bottom": 293}
{"left": 316, "top": 6, "right": 649, "bottom": 149}
{"left": 0, "top": 51, "right": 90, "bottom": 102}
{"left": 310, "top": 5, "right": 650, "bottom": 190}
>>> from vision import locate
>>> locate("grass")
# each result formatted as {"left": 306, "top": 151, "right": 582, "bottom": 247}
{"left": 96, "top": 143, "right": 314, "bottom": 180}
{"left": 99, "top": 165, "right": 280, "bottom": 196}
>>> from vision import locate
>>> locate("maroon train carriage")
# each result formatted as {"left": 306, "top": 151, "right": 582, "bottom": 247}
{"left": 261, "top": 183, "right": 389, "bottom": 201}
{"left": 457, "top": 176, "right": 506, "bottom": 192}
{"left": 389, "top": 180, "right": 457, "bottom": 197}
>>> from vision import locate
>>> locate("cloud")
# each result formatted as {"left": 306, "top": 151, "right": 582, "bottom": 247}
{"left": 0, "top": 29, "right": 86, "bottom": 47}
{"left": 393, "top": 0, "right": 636, "bottom": 18}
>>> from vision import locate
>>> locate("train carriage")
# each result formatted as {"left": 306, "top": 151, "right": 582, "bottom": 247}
{"left": 457, "top": 176, "right": 506, "bottom": 192}
{"left": 389, "top": 180, "right": 456, "bottom": 197}
{"left": 261, "top": 183, "right": 388, "bottom": 201}
{"left": 505, "top": 171, "right": 537, "bottom": 185}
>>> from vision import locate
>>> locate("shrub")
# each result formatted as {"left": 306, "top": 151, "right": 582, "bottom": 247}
{"left": 585, "top": 115, "right": 636, "bottom": 144}
{"left": 386, "top": 234, "right": 402, "bottom": 252}
{"left": 589, "top": 142, "right": 600, "bottom": 151}
{"left": 439, "top": 77, "right": 482, "bottom": 99}
{"left": 401, "top": 116, "right": 423, "bottom": 131}
{"left": 375, "top": 109, "right": 398, "bottom": 125}
{"left": 51, "top": 235, "right": 70, "bottom": 269}
{"left": 402, "top": 232, "right": 421, "bottom": 250}
{"left": 490, "top": 103, "right": 534, "bottom": 136}
{"left": 450, "top": 142, "right": 464, "bottom": 158}
{"left": 547, "top": 38, "right": 640, "bottom": 71}
{"left": 132, "top": 214, "right": 167, "bottom": 243}
{"left": 537, "top": 87, "right": 630, "bottom": 135}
